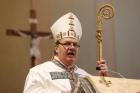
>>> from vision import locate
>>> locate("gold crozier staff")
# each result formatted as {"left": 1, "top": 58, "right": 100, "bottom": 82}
{"left": 96, "top": 4, "right": 115, "bottom": 87}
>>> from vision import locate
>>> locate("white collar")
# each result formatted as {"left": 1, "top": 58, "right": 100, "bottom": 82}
{"left": 53, "top": 56, "right": 78, "bottom": 71}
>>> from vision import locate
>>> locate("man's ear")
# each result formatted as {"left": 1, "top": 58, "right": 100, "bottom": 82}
{"left": 55, "top": 46, "right": 59, "bottom": 54}
{"left": 55, "top": 40, "right": 60, "bottom": 54}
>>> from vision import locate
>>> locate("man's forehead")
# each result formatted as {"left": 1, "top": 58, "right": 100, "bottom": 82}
{"left": 59, "top": 37, "right": 78, "bottom": 43}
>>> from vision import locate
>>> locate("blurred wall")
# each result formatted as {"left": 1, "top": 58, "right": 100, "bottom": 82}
{"left": 114, "top": 0, "right": 140, "bottom": 79}
{"left": 0, "top": 0, "right": 30, "bottom": 93}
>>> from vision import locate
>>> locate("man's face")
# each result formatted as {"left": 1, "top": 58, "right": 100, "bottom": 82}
{"left": 55, "top": 37, "right": 80, "bottom": 66}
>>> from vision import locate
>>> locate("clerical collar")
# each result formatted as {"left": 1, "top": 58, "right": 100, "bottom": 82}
{"left": 53, "top": 56, "right": 77, "bottom": 72}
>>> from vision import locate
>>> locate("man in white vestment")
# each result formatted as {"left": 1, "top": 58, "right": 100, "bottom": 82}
{"left": 23, "top": 12, "right": 107, "bottom": 93}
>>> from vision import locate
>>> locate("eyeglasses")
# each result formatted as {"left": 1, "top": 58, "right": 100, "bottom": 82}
{"left": 58, "top": 42, "right": 80, "bottom": 48}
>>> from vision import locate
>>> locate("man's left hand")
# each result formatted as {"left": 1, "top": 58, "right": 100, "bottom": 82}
{"left": 97, "top": 60, "right": 108, "bottom": 76}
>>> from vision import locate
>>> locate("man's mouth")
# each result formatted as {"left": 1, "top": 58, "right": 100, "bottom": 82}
{"left": 67, "top": 51, "right": 76, "bottom": 56}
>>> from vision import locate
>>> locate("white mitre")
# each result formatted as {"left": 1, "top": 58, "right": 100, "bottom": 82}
{"left": 50, "top": 12, "right": 82, "bottom": 42}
